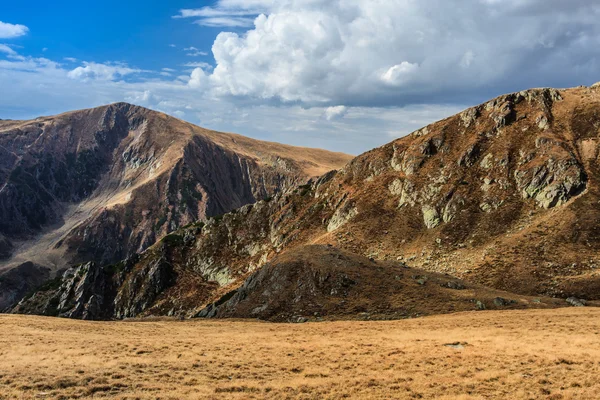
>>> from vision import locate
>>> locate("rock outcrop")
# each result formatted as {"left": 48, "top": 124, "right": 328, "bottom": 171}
{"left": 197, "top": 245, "right": 563, "bottom": 322}
{"left": 11, "top": 246, "right": 177, "bottom": 319}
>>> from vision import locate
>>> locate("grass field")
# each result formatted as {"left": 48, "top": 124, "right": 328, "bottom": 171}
{"left": 1, "top": 308, "right": 599, "bottom": 399}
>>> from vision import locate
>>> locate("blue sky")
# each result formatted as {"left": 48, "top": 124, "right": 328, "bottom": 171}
{"left": 1, "top": 1, "right": 599, "bottom": 154}
{"left": 1, "top": 1, "right": 220, "bottom": 71}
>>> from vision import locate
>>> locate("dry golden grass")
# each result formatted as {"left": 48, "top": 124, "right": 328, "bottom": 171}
{"left": 1, "top": 308, "right": 600, "bottom": 399}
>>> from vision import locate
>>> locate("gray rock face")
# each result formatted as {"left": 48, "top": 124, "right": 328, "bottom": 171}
{"left": 422, "top": 205, "right": 441, "bottom": 229}
{"left": 566, "top": 297, "right": 586, "bottom": 307}
{"left": 327, "top": 203, "right": 358, "bottom": 232}
{"left": 113, "top": 255, "right": 175, "bottom": 319}
{"left": 56, "top": 262, "right": 112, "bottom": 320}
{"left": 12, "top": 251, "right": 175, "bottom": 320}
{"left": 514, "top": 158, "right": 586, "bottom": 209}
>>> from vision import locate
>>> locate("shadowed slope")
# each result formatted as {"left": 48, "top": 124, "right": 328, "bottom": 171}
{"left": 0, "top": 103, "right": 352, "bottom": 309}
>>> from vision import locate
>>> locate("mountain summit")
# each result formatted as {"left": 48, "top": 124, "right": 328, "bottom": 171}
{"left": 0, "top": 103, "right": 352, "bottom": 308}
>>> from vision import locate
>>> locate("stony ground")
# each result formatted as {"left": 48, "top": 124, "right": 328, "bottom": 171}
{"left": 1, "top": 309, "right": 599, "bottom": 399}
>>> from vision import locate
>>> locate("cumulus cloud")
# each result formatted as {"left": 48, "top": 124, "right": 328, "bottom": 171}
{"left": 188, "top": 67, "right": 209, "bottom": 89}
{"left": 381, "top": 63, "right": 420, "bottom": 87}
{"left": 195, "top": 17, "right": 255, "bottom": 28}
{"left": 0, "top": 21, "right": 29, "bottom": 39}
{"left": 323, "top": 106, "right": 347, "bottom": 121}
{"left": 4, "top": 0, "right": 600, "bottom": 155}
{"left": 67, "top": 62, "right": 142, "bottom": 81}
{"left": 176, "top": 0, "right": 600, "bottom": 107}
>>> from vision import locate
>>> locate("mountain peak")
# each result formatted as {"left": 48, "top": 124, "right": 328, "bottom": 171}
{"left": 0, "top": 104, "right": 352, "bottom": 308}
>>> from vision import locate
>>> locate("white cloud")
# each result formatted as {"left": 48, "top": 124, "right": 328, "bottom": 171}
{"left": 184, "top": 46, "right": 208, "bottom": 57}
{"left": 175, "top": 7, "right": 258, "bottom": 18}
{"left": 177, "top": 0, "right": 600, "bottom": 108}
{"left": 175, "top": 6, "right": 260, "bottom": 27}
{"left": 188, "top": 67, "right": 209, "bottom": 89}
{"left": 64, "top": 57, "right": 77, "bottom": 63}
{"left": 67, "top": 62, "right": 142, "bottom": 82}
{"left": 182, "top": 62, "right": 213, "bottom": 70}
{"left": 381, "top": 62, "right": 420, "bottom": 86}
{"left": 0, "top": 50, "right": 464, "bottom": 154}
{"left": 0, "top": 44, "right": 17, "bottom": 56}
{"left": 0, "top": 21, "right": 29, "bottom": 39}
{"left": 323, "top": 105, "right": 347, "bottom": 121}
{"left": 460, "top": 51, "right": 475, "bottom": 68}
{"left": 195, "top": 17, "right": 255, "bottom": 28}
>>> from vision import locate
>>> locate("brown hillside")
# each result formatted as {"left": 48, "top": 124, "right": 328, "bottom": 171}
{"left": 0, "top": 103, "right": 351, "bottom": 309}
{"left": 198, "top": 245, "right": 569, "bottom": 322}
{"left": 15, "top": 84, "right": 600, "bottom": 320}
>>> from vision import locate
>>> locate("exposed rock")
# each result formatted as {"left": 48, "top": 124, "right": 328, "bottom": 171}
{"left": 493, "top": 297, "right": 511, "bottom": 307}
{"left": 566, "top": 297, "right": 586, "bottom": 307}
{"left": 444, "top": 342, "right": 468, "bottom": 349}
{"left": 458, "top": 142, "right": 482, "bottom": 167}
{"left": 480, "top": 153, "right": 494, "bottom": 169}
{"left": 442, "top": 195, "right": 464, "bottom": 223}
{"left": 536, "top": 113, "right": 549, "bottom": 130}
{"left": 327, "top": 203, "right": 358, "bottom": 232}
{"left": 196, "top": 246, "right": 550, "bottom": 322}
{"left": 114, "top": 255, "right": 175, "bottom": 319}
{"left": 422, "top": 205, "right": 441, "bottom": 229}
{"left": 514, "top": 158, "right": 586, "bottom": 208}
{"left": 490, "top": 100, "right": 516, "bottom": 128}
{"left": 460, "top": 107, "right": 480, "bottom": 128}
{"left": 445, "top": 281, "right": 466, "bottom": 290}
{"left": 388, "top": 179, "right": 404, "bottom": 196}
{"left": 56, "top": 262, "right": 112, "bottom": 320}
{"left": 398, "top": 180, "right": 417, "bottom": 207}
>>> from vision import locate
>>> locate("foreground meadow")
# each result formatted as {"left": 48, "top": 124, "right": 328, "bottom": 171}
{"left": 1, "top": 309, "right": 599, "bottom": 399}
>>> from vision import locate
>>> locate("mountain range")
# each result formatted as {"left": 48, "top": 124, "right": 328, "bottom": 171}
{"left": 5, "top": 83, "right": 600, "bottom": 320}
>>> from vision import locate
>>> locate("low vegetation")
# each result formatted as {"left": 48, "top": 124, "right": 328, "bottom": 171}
{"left": 1, "top": 309, "right": 599, "bottom": 399}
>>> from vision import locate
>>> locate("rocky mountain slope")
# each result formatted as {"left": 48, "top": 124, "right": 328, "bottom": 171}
{"left": 14, "top": 244, "right": 571, "bottom": 321}
{"left": 0, "top": 103, "right": 352, "bottom": 309}
{"left": 14, "top": 84, "right": 600, "bottom": 320}
{"left": 197, "top": 245, "right": 570, "bottom": 322}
